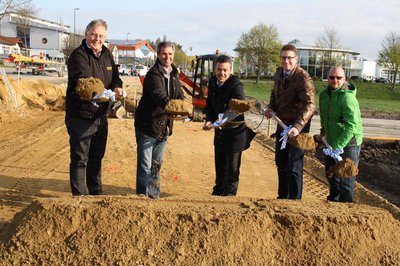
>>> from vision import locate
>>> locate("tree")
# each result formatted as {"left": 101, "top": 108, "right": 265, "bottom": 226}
{"left": 12, "top": 3, "right": 38, "bottom": 54}
{"left": 0, "top": 0, "right": 32, "bottom": 15}
{"left": 315, "top": 26, "right": 343, "bottom": 78}
{"left": 60, "top": 33, "right": 82, "bottom": 62}
{"left": 236, "top": 23, "right": 281, "bottom": 83}
{"left": 378, "top": 32, "right": 400, "bottom": 88}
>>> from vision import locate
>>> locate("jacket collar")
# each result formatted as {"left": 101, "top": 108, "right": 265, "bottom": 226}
{"left": 154, "top": 58, "right": 178, "bottom": 76}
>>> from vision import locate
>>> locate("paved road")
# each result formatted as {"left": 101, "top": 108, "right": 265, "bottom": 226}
{"left": 247, "top": 113, "right": 400, "bottom": 139}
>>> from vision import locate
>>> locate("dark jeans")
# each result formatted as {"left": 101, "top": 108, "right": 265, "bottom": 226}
{"left": 325, "top": 145, "right": 361, "bottom": 203}
{"left": 275, "top": 139, "right": 305, "bottom": 199}
{"left": 135, "top": 128, "right": 167, "bottom": 199}
{"left": 213, "top": 149, "right": 242, "bottom": 196}
{"left": 66, "top": 116, "right": 108, "bottom": 196}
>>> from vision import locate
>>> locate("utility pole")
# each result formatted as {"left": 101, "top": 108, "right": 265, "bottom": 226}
{"left": 73, "top": 8, "right": 79, "bottom": 46}
{"left": 126, "top": 32, "right": 130, "bottom": 64}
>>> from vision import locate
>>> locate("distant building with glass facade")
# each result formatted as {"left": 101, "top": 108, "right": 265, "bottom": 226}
{"left": 289, "top": 39, "right": 365, "bottom": 79}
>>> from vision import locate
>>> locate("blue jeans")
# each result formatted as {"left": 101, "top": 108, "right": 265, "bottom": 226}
{"left": 325, "top": 145, "right": 361, "bottom": 203}
{"left": 135, "top": 128, "right": 167, "bottom": 198}
{"left": 275, "top": 138, "right": 305, "bottom": 199}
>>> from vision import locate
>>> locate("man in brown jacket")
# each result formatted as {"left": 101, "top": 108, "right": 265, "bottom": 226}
{"left": 265, "top": 44, "right": 315, "bottom": 199}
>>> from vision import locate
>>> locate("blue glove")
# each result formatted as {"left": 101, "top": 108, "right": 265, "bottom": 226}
{"left": 279, "top": 125, "right": 293, "bottom": 150}
{"left": 323, "top": 148, "right": 344, "bottom": 162}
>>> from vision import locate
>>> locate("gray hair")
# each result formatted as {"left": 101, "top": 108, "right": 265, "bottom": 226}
{"left": 85, "top": 19, "right": 108, "bottom": 35}
{"left": 157, "top": 41, "right": 175, "bottom": 54}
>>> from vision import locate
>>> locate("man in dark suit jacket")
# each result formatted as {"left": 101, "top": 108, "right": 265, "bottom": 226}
{"left": 204, "top": 55, "right": 247, "bottom": 196}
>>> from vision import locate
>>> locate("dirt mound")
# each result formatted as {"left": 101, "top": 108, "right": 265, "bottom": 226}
{"left": 288, "top": 133, "right": 316, "bottom": 150}
{"left": 328, "top": 158, "right": 359, "bottom": 178}
{"left": 1, "top": 197, "right": 399, "bottom": 265}
{"left": 165, "top": 99, "right": 192, "bottom": 115}
{"left": 76, "top": 77, "right": 105, "bottom": 101}
{"left": 0, "top": 76, "right": 66, "bottom": 112}
{"left": 229, "top": 99, "right": 252, "bottom": 113}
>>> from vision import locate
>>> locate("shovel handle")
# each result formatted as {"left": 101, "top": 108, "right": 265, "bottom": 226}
{"left": 270, "top": 111, "right": 288, "bottom": 129}
{"left": 321, "top": 136, "right": 333, "bottom": 150}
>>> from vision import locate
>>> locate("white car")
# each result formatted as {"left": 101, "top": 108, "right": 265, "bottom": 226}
{"left": 132, "top": 65, "right": 148, "bottom": 76}
{"left": 117, "top": 64, "right": 131, "bottom": 76}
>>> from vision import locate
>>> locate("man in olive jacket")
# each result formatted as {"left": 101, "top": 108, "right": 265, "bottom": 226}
{"left": 318, "top": 67, "right": 363, "bottom": 202}
{"left": 265, "top": 44, "right": 315, "bottom": 199}
{"left": 65, "top": 19, "right": 124, "bottom": 196}
{"left": 204, "top": 55, "right": 247, "bottom": 196}
{"left": 134, "top": 41, "right": 185, "bottom": 199}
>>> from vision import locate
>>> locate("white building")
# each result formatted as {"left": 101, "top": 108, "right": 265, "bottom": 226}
{"left": 109, "top": 39, "right": 156, "bottom": 65}
{"left": 0, "top": 12, "right": 69, "bottom": 59}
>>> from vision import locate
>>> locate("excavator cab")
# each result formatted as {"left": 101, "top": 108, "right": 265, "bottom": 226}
{"left": 191, "top": 54, "right": 218, "bottom": 121}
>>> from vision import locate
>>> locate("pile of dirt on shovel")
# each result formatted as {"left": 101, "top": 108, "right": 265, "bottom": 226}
{"left": 1, "top": 197, "right": 399, "bottom": 265}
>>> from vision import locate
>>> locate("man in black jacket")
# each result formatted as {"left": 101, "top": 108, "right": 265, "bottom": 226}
{"left": 204, "top": 55, "right": 247, "bottom": 196}
{"left": 134, "top": 41, "right": 185, "bottom": 199}
{"left": 65, "top": 19, "right": 124, "bottom": 196}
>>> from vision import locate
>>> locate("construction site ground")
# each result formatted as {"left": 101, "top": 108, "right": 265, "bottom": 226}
{"left": 0, "top": 75, "right": 399, "bottom": 265}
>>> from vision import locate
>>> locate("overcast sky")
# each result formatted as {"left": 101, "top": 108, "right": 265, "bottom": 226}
{"left": 33, "top": 0, "right": 400, "bottom": 61}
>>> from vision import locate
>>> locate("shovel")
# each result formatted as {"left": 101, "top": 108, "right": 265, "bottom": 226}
{"left": 321, "top": 136, "right": 358, "bottom": 178}
{"left": 270, "top": 112, "right": 315, "bottom": 150}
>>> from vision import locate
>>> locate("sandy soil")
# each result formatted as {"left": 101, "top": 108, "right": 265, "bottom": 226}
{"left": 0, "top": 75, "right": 399, "bottom": 265}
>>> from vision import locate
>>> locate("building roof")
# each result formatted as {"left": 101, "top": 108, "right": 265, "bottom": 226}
{"left": 0, "top": 35, "right": 21, "bottom": 45}
{"left": 1, "top": 12, "right": 70, "bottom": 32}
{"left": 113, "top": 40, "right": 155, "bottom": 53}
{"left": 288, "top": 39, "right": 360, "bottom": 55}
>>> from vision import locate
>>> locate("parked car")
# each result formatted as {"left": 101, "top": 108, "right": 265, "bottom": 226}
{"left": 117, "top": 64, "right": 131, "bottom": 76}
{"left": 132, "top": 65, "right": 148, "bottom": 76}
{"left": 349, "top": 76, "right": 367, "bottom": 82}
{"left": 375, "top": 77, "right": 390, "bottom": 83}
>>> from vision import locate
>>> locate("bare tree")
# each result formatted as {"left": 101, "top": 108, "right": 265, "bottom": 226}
{"left": 61, "top": 33, "right": 83, "bottom": 62}
{"left": 315, "top": 26, "right": 343, "bottom": 78}
{"left": 378, "top": 32, "right": 400, "bottom": 88}
{"left": 12, "top": 3, "right": 38, "bottom": 55}
{"left": 0, "top": 0, "right": 32, "bottom": 15}
{"left": 236, "top": 23, "right": 281, "bottom": 83}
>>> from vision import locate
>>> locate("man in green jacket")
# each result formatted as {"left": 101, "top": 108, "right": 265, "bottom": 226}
{"left": 318, "top": 67, "right": 363, "bottom": 202}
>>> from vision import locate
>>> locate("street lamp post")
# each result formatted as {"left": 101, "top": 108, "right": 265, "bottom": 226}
{"left": 126, "top": 32, "right": 130, "bottom": 64}
{"left": 73, "top": 8, "right": 79, "bottom": 45}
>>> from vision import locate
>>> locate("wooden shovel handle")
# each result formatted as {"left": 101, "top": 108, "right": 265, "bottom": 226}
{"left": 270, "top": 111, "right": 288, "bottom": 129}
{"left": 321, "top": 136, "right": 333, "bottom": 149}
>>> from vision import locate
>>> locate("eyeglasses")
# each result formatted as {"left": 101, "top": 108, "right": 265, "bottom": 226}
{"left": 328, "top": 76, "right": 344, "bottom": 80}
{"left": 280, "top": 56, "right": 296, "bottom": 61}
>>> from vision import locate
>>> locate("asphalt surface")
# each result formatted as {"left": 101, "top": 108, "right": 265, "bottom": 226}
{"left": 247, "top": 113, "right": 400, "bottom": 140}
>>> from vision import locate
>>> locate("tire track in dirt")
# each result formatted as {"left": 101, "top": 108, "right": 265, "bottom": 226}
{"left": 0, "top": 112, "right": 71, "bottom": 227}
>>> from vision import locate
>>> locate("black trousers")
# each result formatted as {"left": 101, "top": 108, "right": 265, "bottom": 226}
{"left": 213, "top": 148, "right": 242, "bottom": 196}
{"left": 66, "top": 116, "right": 108, "bottom": 196}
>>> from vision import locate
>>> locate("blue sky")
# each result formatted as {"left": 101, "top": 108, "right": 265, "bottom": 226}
{"left": 33, "top": 0, "right": 400, "bottom": 61}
